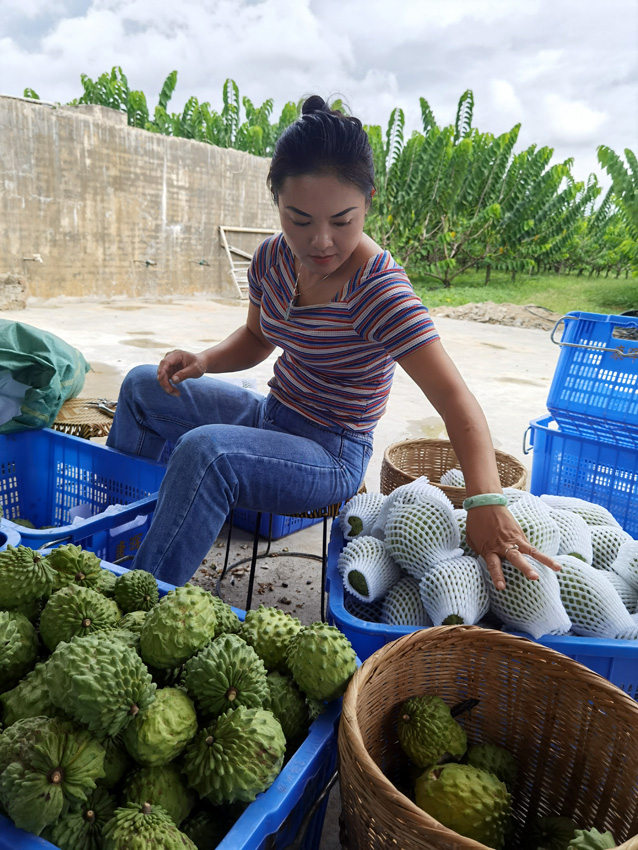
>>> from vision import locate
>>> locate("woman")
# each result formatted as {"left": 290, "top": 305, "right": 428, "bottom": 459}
{"left": 107, "top": 95, "right": 560, "bottom": 589}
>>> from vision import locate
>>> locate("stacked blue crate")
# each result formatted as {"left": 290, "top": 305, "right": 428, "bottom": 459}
{"left": 525, "top": 311, "right": 638, "bottom": 536}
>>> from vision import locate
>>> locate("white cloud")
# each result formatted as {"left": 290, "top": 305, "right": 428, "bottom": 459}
{"left": 544, "top": 93, "right": 608, "bottom": 144}
{"left": 490, "top": 79, "right": 524, "bottom": 120}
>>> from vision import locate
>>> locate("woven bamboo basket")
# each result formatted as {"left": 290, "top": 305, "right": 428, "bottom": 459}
{"left": 339, "top": 626, "right": 638, "bottom": 850}
{"left": 380, "top": 439, "right": 528, "bottom": 507}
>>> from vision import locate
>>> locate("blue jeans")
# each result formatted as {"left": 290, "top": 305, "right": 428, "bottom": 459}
{"left": 106, "top": 365, "right": 373, "bottom": 585}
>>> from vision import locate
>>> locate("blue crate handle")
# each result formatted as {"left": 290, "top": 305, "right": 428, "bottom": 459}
{"left": 550, "top": 314, "right": 638, "bottom": 359}
{"left": 522, "top": 424, "right": 534, "bottom": 455}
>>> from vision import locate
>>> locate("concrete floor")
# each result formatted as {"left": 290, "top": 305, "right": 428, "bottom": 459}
{"left": 2, "top": 295, "right": 562, "bottom": 848}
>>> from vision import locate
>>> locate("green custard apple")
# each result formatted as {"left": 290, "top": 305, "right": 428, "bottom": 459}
{"left": 122, "top": 687, "right": 198, "bottom": 766}
{"left": 285, "top": 622, "right": 356, "bottom": 701}
{"left": 139, "top": 584, "right": 217, "bottom": 669}
{"left": 397, "top": 694, "right": 467, "bottom": 768}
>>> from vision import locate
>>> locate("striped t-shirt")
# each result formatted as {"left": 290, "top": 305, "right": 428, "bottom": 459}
{"left": 248, "top": 233, "right": 439, "bottom": 433}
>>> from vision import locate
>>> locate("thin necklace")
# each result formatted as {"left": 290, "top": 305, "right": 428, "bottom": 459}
{"left": 284, "top": 264, "right": 335, "bottom": 320}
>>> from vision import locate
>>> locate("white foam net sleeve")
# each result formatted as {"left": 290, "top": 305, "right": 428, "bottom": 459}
{"left": 384, "top": 497, "right": 463, "bottom": 580}
{"left": 370, "top": 476, "right": 452, "bottom": 540}
{"left": 453, "top": 509, "right": 475, "bottom": 557}
{"left": 548, "top": 508, "right": 593, "bottom": 564}
{"left": 508, "top": 494, "right": 561, "bottom": 556}
{"left": 539, "top": 495, "right": 622, "bottom": 528}
{"left": 338, "top": 492, "right": 387, "bottom": 540}
{"left": 555, "top": 554, "right": 638, "bottom": 640}
{"left": 336, "top": 535, "right": 402, "bottom": 602}
{"left": 502, "top": 487, "right": 529, "bottom": 507}
{"left": 381, "top": 576, "right": 431, "bottom": 627}
{"left": 440, "top": 467, "right": 465, "bottom": 487}
{"left": 590, "top": 525, "right": 633, "bottom": 571}
{"left": 419, "top": 555, "right": 489, "bottom": 626}
{"left": 610, "top": 540, "right": 638, "bottom": 592}
{"left": 343, "top": 591, "right": 384, "bottom": 623}
{"left": 481, "top": 556, "right": 571, "bottom": 639}
{"left": 600, "top": 570, "right": 638, "bottom": 614}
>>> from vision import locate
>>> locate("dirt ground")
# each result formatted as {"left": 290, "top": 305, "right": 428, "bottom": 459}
{"left": 429, "top": 301, "right": 564, "bottom": 330}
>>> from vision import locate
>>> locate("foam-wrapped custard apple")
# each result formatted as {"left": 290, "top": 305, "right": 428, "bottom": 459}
{"left": 46, "top": 631, "right": 157, "bottom": 738}
{"left": 0, "top": 717, "right": 106, "bottom": 836}
{"left": 139, "top": 584, "right": 217, "bottom": 669}
{"left": 239, "top": 604, "right": 303, "bottom": 673}
{"left": 39, "top": 585, "right": 121, "bottom": 651}
{"left": 181, "top": 706, "right": 286, "bottom": 805}
{"left": 183, "top": 633, "right": 268, "bottom": 719}
{"left": 415, "top": 763, "right": 511, "bottom": 850}
{"left": 285, "top": 622, "right": 356, "bottom": 701}
{"left": 0, "top": 609, "right": 39, "bottom": 693}
{"left": 122, "top": 687, "right": 198, "bottom": 766}
{"left": 102, "top": 801, "right": 197, "bottom": 849}
{"left": 0, "top": 545, "right": 56, "bottom": 608}
{"left": 41, "top": 785, "right": 117, "bottom": 850}
{"left": 113, "top": 569, "right": 160, "bottom": 613}
{"left": 397, "top": 695, "right": 467, "bottom": 768}
{"left": 46, "top": 544, "right": 104, "bottom": 592}
{"left": 122, "top": 763, "right": 197, "bottom": 827}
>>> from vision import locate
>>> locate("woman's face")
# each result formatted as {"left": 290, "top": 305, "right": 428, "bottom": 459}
{"left": 277, "top": 172, "right": 369, "bottom": 277}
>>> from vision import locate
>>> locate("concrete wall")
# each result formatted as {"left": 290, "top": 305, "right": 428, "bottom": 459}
{"left": 0, "top": 95, "right": 280, "bottom": 300}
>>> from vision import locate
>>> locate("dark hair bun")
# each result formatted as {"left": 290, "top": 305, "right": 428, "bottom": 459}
{"left": 302, "top": 95, "right": 329, "bottom": 116}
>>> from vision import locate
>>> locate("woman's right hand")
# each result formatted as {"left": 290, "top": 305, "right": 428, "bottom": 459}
{"left": 156, "top": 349, "right": 206, "bottom": 396}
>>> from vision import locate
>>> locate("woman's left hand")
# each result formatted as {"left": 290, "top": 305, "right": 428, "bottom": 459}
{"left": 465, "top": 505, "right": 562, "bottom": 590}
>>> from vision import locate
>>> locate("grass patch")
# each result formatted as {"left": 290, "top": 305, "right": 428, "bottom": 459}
{"left": 410, "top": 269, "right": 638, "bottom": 315}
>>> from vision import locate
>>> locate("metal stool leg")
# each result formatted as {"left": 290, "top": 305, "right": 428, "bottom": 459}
{"left": 245, "top": 511, "right": 263, "bottom": 611}
{"left": 320, "top": 516, "right": 329, "bottom": 622}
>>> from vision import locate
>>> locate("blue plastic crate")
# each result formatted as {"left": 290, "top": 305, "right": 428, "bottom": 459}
{"left": 0, "top": 429, "right": 166, "bottom": 561}
{"left": 547, "top": 311, "right": 638, "bottom": 448}
{"left": 0, "top": 519, "right": 20, "bottom": 551}
{"left": 232, "top": 506, "right": 324, "bottom": 540}
{"left": 327, "top": 523, "right": 638, "bottom": 699}
{"left": 525, "top": 414, "right": 638, "bottom": 538}
{"left": 0, "top": 557, "right": 341, "bottom": 850}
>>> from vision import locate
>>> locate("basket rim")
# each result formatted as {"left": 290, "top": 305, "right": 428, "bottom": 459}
{"left": 340, "top": 625, "right": 638, "bottom": 850}
{"left": 381, "top": 439, "right": 528, "bottom": 489}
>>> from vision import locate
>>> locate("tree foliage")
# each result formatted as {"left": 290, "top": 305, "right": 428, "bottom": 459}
{"left": 22, "top": 71, "right": 637, "bottom": 281}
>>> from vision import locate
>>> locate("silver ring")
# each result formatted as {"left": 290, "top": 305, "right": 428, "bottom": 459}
{"left": 503, "top": 544, "right": 519, "bottom": 556}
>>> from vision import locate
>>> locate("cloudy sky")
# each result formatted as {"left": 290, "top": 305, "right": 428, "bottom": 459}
{"left": 1, "top": 0, "right": 636, "bottom": 192}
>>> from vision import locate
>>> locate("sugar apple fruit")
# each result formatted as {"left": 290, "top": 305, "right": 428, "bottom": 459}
{"left": 122, "top": 687, "right": 198, "bottom": 766}
{"left": 415, "top": 762, "right": 511, "bottom": 850}
{"left": 117, "top": 610, "right": 148, "bottom": 634}
{"left": 113, "top": 569, "right": 160, "bottom": 613}
{"left": 0, "top": 545, "right": 56, "bottom": 608}
{"left": 139, "top": 584, "right": 217, "bottom": 669}
{"left": 0, "top": 660, "right": 66, "bottom": 726}
{"left": 122, "top": 763, "right": 196, "bottom": 827}
{"left": 0, "top": 717, "right": 106, "bottom": 835}
{"left": 102, "top": 801, "right": 198, "bottom": 849}
{"left": 182, "top": 706, "right": 286, "bottom": 804}
{"left": 183, "top": 633, "right": 269, "bottom": 719}
{"left": 41, "top": 785, "right": 116, "bottom": 850}
{"left": 524, "top": 815, "right": 577, "bottom": 849}
{"left": 567, "top": 828, "right": 617, "bottom": 849}
{"left": 0, "top": 609, "right": 38, "bottom": 693}
{"left": 266, "top": 671, "right": 311, "bottom": 743}
{"left": 46, "top": 544, "right": 104, "bottom": 592}
{"left": 39, "top": 585, "right": 121, "bottom": 651}
{"left": 181, "top": 808, "right": 233, "bottom": 850}
{"left": 397, "top": 695, "right": 467, "bottom": 768}
{"left": 46, "top": 631, "right": 157, "bottom": 738}
{"left": 285, "top": 622, "right": 356, "bottom": 700}
{"left": 239, "top": 604, "right": 302, "bottom": 673}
{"left": 97, "top": 733, "right": 131, "bottom": 791}
{"left": 209, "top": 594, "right": 242, "bottom": 636}
{"left": 92, "top": 566, "right": 118, "bottom": 597}
{"left": 464, "top": 741, "right": 518, "bottom": 792}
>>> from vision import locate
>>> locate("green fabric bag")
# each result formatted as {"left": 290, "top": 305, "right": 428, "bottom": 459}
{"left": 0, "top": 319, "right": 90, "bottom": 434}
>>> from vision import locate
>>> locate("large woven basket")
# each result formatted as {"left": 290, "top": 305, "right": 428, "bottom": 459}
{"left": 380, "top": 438, "right": 528, "bottom": 507}
{"left": 339, "top": 626, "right": 638, "bottom": 850}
